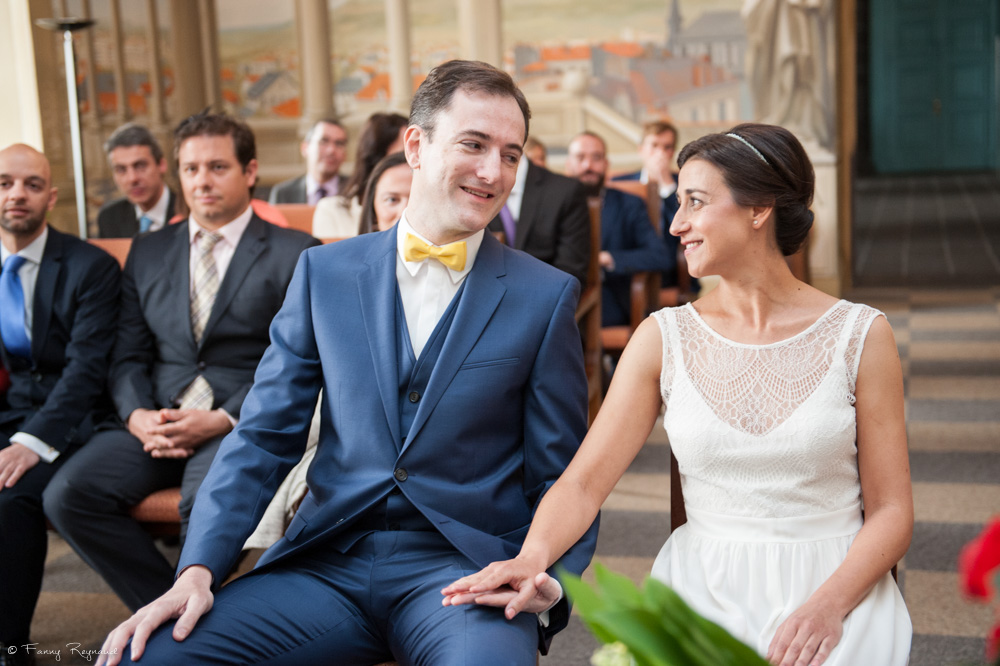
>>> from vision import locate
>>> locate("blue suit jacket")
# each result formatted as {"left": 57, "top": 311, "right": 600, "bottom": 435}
{"left": 179, "top": 229, "right": 599, "bottom": 648}
{"left": 613, "top": 171, "right": 685, "bottom": 288}
{"left": 600, "top": 188, "right": 674, "bottom": 327}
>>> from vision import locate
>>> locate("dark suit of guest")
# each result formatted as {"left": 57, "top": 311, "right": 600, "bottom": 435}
{"left": 613, "top": 171, "right": 692, "bottom": 289}
{"left": 96, "top": 189, "right": 176, "bottom": 238}
{"left": 267, "top": 174, "right": 348, "bottom": 204}
{"left": 599, "top": 188, "right": 674, "bottom": 327}
{"left": 126, "top": 227, "right": 598, "bottom": 664}
{"left": 489, "top": 161, "right": 591, "bottom": 288}
{"left": 0, "top": 228, "right": 120, "bottom": 646}
{"left": 44, "top": 214, "right": 319, "bottom": 612}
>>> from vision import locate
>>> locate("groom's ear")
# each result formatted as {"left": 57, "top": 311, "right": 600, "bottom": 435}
{"left": 404, "top": 125, "right": 423, "bottom": 170}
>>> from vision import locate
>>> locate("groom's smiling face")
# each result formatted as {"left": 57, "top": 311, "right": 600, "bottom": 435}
{"left": 403, "top": 89, "right": 525, "bottom": 245}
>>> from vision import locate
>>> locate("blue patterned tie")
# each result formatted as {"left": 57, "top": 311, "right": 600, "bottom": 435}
{"left": 0, "top": 255, "right": 31, "bottom": 358}
{"left": 139, "top": 215, "right": 153, "bottom": 233}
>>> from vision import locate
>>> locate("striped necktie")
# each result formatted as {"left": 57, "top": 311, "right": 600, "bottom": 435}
{"left": 178, "top": 230, "right": 223, "bottom": 410}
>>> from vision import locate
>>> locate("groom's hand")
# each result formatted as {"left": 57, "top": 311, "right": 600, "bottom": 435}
{"left": 97, "top": 566, "right": 214, "bottom": 666}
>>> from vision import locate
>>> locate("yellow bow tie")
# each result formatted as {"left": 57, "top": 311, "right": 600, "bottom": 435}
{"left": 403, "top": 234, "right": 467, "bottom": 272}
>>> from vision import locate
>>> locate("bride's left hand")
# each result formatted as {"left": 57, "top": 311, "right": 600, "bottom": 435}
{"left": 765, "top": 599, "right": 844, "bottom": 666}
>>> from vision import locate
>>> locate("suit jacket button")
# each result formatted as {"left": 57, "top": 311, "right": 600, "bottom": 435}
{"left": 394, "top": 468, "right": 408, "bottom": 482}
{"left": 197, "top": 361, "right": 207, "bottom": 370}
{"left": 32, "top": 372, "right": 44, "bottom": 382}
{"left": 408, "top": 391, "right": 420, "bottom": 403}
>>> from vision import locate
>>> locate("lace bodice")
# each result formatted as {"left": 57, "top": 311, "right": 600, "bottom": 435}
{"left": 654, "top": 301, "right": 884, "bottom": 518}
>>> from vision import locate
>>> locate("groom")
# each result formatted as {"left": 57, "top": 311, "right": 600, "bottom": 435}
{"left": 99, "top": 60, "right": 599, "bottom": 666}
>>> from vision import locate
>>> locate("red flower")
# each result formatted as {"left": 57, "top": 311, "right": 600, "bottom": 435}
{"left": 960, "top": 518, "right": 1000, "bottom": 600}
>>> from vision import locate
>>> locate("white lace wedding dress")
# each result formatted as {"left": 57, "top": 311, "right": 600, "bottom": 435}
{"left": 650, "top": 301, "right": 911, "bottom": 664}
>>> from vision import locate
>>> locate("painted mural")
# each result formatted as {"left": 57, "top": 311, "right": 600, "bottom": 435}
{"left": 212, "top": 0, "right": 750, "bottom": 125}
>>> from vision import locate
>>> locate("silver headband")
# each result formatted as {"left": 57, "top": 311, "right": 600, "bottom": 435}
{"left": 726, "top": 133, "right": 769, "bottom": 165}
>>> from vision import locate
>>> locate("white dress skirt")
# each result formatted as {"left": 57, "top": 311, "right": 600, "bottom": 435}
{"left": 650, "top": 302, "right": 911, "bottom": 664}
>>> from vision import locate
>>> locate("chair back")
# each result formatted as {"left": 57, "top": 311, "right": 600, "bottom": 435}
{"left": 88, "top": 238, "right": 132, "bottom": 268}
{"left": 273, "top": 204, "right": 317, "bottom": 234}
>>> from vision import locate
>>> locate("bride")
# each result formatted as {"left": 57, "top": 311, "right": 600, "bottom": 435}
{"left": 443, "top": 123, "right": 912, "bottom": 665}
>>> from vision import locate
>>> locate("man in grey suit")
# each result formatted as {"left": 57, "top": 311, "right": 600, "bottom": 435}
{"left": 97, "top": 124, "right": 177, "bottom": 238}
{"left": 45, "top": 112, "right": 320, "bottom": 612}
{"left": 267, "top": 118, "right": 348, "bottom": 204}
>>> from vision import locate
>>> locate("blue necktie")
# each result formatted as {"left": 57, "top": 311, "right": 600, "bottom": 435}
{"left": 139, "top": 215, "right": 153, "bottom": 233}
{"left": 0, "top": 255, "right": 31, "bottom": 358}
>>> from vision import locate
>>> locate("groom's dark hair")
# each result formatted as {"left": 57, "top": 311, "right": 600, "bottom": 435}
{"left": 409, "top": 60, "right": 531, "bottom": 143}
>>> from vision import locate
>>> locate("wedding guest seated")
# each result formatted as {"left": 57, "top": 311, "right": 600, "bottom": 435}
{"left": 358, "top": 151, "right": 411, "bottom": 235}
{"left": 564, "top": 131, "right": 672, "bottom": 327}
{"left": 313, "top": 112, "right": 407, "bottom": 238}
{"left": 44, "top": 112, "right": 319, "bottom": 614}
{"left": 97, "top": 123, "right": 176, "bottom": 238}
{"left": 268, "top": 118, "right": 348, "bottom": 205}
{"left": 0, "top": 144, "right": 120, "bottom": 663}
{"left": 445, "top": 123, "right": 913, "bottom": 666}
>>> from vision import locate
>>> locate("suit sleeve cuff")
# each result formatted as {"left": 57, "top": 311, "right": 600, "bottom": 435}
{"left": 536, "top": 577, "right": 564, "bottom": 628}
{"left": 10, "top": 432, "right": 60, "bottom": 463}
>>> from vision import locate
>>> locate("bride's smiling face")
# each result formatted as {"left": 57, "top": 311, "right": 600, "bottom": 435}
{"left": 670, "top": 158, "right": 756, "bottom": 278}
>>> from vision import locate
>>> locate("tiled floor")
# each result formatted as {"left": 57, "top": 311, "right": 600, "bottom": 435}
{"left": 30, "top": 287, "right": 1000, "bottom": 665}
{"left": 853, "top": 174, "right": 1000, "bottom": 288}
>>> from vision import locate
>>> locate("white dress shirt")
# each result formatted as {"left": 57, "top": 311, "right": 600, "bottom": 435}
{"left": 307, "top": 174, "right": 341, "bottom": 205}
{"left": 188, "top": 205, "right": 253, "bottom": 298}
{"left": 2, "top": 227, "right": 58, "bottom": 461}
{"left": 187, "top": 206, "right": 253, "bottom": 426}
{"left": 504, "top": 156, "right": 530, "bottom": 222}
{"left": 134, "top": 185, "right": 171, "bottom": 232}
{"left": 395, "top": 214, "right": 483, "bottom": 358}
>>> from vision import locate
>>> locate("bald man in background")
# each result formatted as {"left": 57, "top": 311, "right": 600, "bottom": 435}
{"left": 0, "top": 144, "right": 120, "bottom": 665}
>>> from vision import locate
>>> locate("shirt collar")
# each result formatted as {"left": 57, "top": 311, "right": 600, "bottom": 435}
{"left": 133, "top": 184, "right": 169, "bottom": 223}
{"left": 396, "top": 212, "right": 484, "bottom": 284}
{"left": 1, "top": 225, "right": 48, "bottom": 266}
{"left": 189, "top": 204, "right": 254, "bottom": 247}
{"left": 511, "top": 155, "right": 529, "bottom": 198}
{"left": 307, "top": 174, "right": 340, "bottom": 197}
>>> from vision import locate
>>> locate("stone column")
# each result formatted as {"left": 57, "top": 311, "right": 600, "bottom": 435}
{"left": 198, "top": 0, "right": 222, "bottom": 110}
{"left": 170, "top": 0, "right": 211, "bottom": 116}
{"left": 108, "top": 0, "right": 129, "bottom": 123}
{"left": 385, "top": 0, "right": 413, "bottom": 112}
{"left": 144, "top": 0, "right": 165, "bottom": 127}
{"left": 296, "top": 0, "right": 334, "bottom": 133}
{"left": 457, "top": 0, "right": 503, "bottom": 68}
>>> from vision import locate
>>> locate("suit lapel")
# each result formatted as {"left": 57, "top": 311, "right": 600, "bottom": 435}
{"left": 30, "top": 228, "right": 64, "bottom": 364}
{"left": 357, "top": 231, "right": 402, "bottom": 445}
{"left": 162, "top": 221, "right": 196, "bottom": 349}
{"left": 514, "top": 162, "right": 543, "bottom": 249}
{"left": 200, "top": 215, "right": 267, "bottom": 346}
{"left": 403, "top": 233, "right": 507, "bottom": 449}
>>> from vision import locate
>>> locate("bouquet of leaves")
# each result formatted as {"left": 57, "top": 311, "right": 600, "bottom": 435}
{"left": 959, "top": 517, "right": 1000, "bottom": 665}
{"left": 563, "top": 562, "right": 769, "bottom": 666}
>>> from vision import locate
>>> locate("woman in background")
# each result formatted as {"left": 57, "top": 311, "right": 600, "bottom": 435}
{"left": 358, "top": 151, "right": 411, "bottom": 234}
{"left": 313, "top": 112, "right": 407, "bottom": 238}
{"left": 443, "top": 123, "right": 912, "bottom": 666}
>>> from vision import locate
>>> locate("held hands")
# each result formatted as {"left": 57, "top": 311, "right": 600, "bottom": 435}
{"left": 766, "top": 598, "right": 844, "bottom": 666}
{"left": 441, "top": 557, "right": 561, "bottom": 619}
{"left": 0, "top": 443, "right": 41, "bottom": 490}
{"left": 128, "top": 408, "right": 233, "bottom": 459}
{"left": 96, "top": 566, "right": 214, "bottom": 666}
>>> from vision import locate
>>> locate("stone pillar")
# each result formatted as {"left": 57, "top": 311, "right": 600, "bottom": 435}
{"left": 198, "top": 0, "right": 222, "bottom": 110}
{"left": 457, "top": 0, "right": 503, "bottom": 68}
{"left": 385, "top": 0, "right": 413, "bottom": 112}
{"left": 145, "top": 0, "right": 165, "bottom": 127}
{"left": 170, "top": 0, "right": 210, "bottom": 116}
{"left": 296, "top": 0, "right": 334, "bottom": 133}
{"left": 108, "top": 0, "right": 129, "bottom": 123}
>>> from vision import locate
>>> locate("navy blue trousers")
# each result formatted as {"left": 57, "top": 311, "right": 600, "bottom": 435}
{"left": 122, "top": 531, "right": 538, "bottom": 666}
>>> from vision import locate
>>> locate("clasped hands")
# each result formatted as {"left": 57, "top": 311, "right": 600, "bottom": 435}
{"left": 440, "top": 555, "right": 562, "bottom": 619}
{"left": 127, "top": 408, "right": 232, "bottom": 459}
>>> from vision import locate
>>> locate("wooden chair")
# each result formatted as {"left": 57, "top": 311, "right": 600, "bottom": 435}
{"left": 574, "top": 199, "right": 603, "bottom": 424}
{"left": 272, "top": 203, "right": 316, "bottom": 234}
{"left": 87, "top": 237, "right": 132, "bottom": 268}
